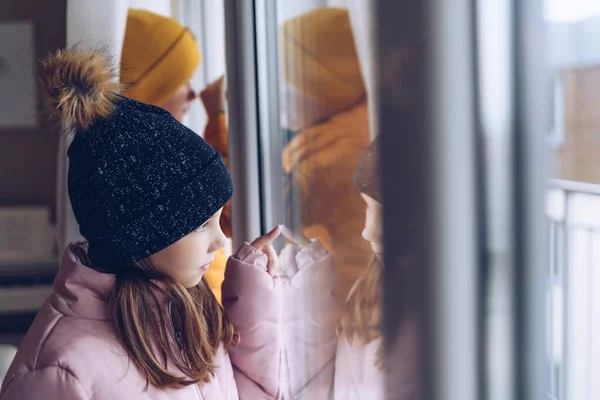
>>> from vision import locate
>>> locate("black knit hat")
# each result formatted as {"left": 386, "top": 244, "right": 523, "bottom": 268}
{"left": 354, "top": 136, "right": 381, "bottom": 202}
{"left": 41, "top": 46, "right": 232, "bottom": 268}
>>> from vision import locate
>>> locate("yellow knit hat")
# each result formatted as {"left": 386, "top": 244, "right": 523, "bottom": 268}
{"left": 120, "top": 9, "right": 201, "bottom": 106}
{"left": 281, "top": 8, "right": 366, "bottom": 129}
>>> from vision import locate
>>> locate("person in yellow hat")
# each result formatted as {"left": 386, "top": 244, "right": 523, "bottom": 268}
{"left": 120, "top": 8, "right": 230, "bottom": 303}
{"left": 279, "top": 8, "right": 372, "bottom": 300}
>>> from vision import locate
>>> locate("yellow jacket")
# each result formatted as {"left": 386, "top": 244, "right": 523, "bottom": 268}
{"left": 281, "top": 100, "right": 371, "bottom": 299}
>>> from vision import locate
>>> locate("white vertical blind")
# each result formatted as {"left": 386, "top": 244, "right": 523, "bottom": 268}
{"left": 343, "top": 0, "right": 378, "bottom": 138}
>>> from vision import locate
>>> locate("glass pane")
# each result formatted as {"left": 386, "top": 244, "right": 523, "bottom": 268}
{"left": 547, "top": 1, "right": 600, "bottom": 182}
{"left": 257, "top": 2, "right": 408, "bottom": 399}
{"left": 545, "top": 1, "right": 600, "bottom": 399}
{"left": 275, "top": 3, "right": 372, "bottom": 301}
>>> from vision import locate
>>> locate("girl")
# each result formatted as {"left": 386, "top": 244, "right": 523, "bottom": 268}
{"left": 281, "top": 137, "right": 421, "bottom": 400}
{"left": 0, "top": 45, "right": 326, "bottom": 400}
{"left": 119, "top": 8, "right": 231, "bottom": 303}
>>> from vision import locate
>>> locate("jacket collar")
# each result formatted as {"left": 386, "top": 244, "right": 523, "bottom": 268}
{"left": 51, "top": 242, "right": 115, "bottom": 320}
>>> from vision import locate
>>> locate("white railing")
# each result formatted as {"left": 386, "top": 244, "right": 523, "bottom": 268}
{"left": 546, "top": 179, "right": 600, "bottom": 400}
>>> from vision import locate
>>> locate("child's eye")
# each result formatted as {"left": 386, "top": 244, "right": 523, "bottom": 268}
{"left": 196, "top": 222, "right": 208, "bottom": 232}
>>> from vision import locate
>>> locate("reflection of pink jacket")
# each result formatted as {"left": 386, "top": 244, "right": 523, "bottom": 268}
{"left": 279, "top": 243, "right": 420, "bottom": 400}
{"left": 0, "top": 242, "right": 283, "bottom": 400}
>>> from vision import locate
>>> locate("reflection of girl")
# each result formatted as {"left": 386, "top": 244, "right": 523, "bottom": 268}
{"left": 282, "top": 138, "right": 421, "bottom": 400}
{"left": 340, "top": 137, "right": 421, "bottom": 400}
{"left": 0, "top": 46, "right": 304, "bottom": 400}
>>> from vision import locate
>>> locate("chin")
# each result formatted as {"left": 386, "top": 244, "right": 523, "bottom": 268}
{"left": 182, "top": 276, "right": 203, "bottom": 289}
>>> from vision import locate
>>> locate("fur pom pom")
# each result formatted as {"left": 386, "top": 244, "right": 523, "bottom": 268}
{"left": 40, "top": 44, "right": 120, "bottom": 131}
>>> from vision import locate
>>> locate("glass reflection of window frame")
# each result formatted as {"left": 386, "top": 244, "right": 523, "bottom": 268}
{"left": 255, "top": 0, "right": 303, "bottom": 238}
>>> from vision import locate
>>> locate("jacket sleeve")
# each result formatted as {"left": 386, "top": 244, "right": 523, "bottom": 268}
{"left": 0, "top": 366, "right": 89, "bottom": 400}
{"left": 279, "top": 241, "right": 341, "bottom": 400}
{"left": 203, "top": 112, "right": 231, "bottom": 238}
{"left": 222, "top": 244, "right": 281, "bottom": 400}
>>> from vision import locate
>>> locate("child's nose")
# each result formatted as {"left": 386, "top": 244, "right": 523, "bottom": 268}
{"left": 208, "top": 231, "right": 227, "bottom": 253}
{"left": 186, "top": 86, "right": 196, "bottom": 101}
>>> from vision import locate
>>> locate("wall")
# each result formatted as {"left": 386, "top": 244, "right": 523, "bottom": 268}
{"left": 553, "top": 65, "right": 600, "bottom": 183}
{"left": 129, "top": 0, "right": 173, "bottom": 17}
{"left": 0, "top": 0, "right": 66, "bottom": 216}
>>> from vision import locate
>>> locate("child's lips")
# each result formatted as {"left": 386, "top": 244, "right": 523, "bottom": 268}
{"left": 199, "top": 264, "right": 209, "bottom": 271}
{"left": 198, "top": 259, "right": 214, "bottom": 271}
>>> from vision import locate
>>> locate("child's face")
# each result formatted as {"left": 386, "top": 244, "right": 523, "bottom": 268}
{"left": 361, "top": 194, "right": 383, "bottom": 262}
{"left": 148, "top": 208, "right": 226, "bottom": 288}
{"left": 158, "top": 82, "right": 196, "bottom": 122}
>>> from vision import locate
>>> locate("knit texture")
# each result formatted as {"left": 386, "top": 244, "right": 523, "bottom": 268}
{"left": 67, "top": 96, "right": 232, "bottom": 269}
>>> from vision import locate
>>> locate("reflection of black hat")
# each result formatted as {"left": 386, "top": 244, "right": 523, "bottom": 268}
{"left": 354, "top": 137, "right": 381, "bottom": 202}
{"left": 41, "top": 45, "right": 232, "bottom": 269}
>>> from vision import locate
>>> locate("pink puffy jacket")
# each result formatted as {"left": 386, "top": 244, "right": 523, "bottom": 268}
{"left": 0, "top": 239, "right": 418, "bottom": 400}
{"left": 0, "top": 241, "right": 318, "bottom": 400}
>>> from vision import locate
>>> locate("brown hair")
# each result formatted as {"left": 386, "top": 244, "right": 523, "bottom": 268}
{"left": 337, "top": 255, "right": 384, "bottom": 366}
{"left": 108, "top": 258, "right": 238, "bottom": 389}
{"left": 338, "top": 253, "right": 416, "bottom": 370}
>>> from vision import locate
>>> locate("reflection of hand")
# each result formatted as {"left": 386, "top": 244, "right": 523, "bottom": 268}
{"left": 199, "top": 75, "right": 226, "bottom": 117}
{"left": 281, "top": 225, "right": 310, "bottom": 247}
{"left": 250, "top": 225, "right": 282, "bottom": 277}
{"left": 279, "top": 225, "right": 329, "bottom": 279}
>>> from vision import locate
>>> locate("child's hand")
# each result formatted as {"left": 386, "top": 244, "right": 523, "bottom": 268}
{"left": 199, "top": 76, "right": 226, "bottom": 117}
{"left": 250, "top": 225, "right": 282, "bottom": 277}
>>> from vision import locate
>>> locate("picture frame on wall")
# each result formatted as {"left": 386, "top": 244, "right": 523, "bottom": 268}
{"left": 0, "top": 21, "right": 37, "bottom": 129}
